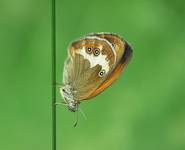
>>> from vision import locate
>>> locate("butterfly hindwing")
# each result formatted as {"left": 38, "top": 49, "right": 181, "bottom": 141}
{"left": 88, "top": 41, "right": 133, "bottom": 99}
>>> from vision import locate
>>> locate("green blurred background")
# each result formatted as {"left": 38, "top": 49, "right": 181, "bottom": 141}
{"left": 0, "top": 0, "right": 185, "bottom": 150}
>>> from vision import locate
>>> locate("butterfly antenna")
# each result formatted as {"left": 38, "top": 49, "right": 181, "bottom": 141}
{"left": 73, "top": 109, "right": 79, "bottom": 127}
{"left": 79, "top": 108, "right": 87, "bottom": 120}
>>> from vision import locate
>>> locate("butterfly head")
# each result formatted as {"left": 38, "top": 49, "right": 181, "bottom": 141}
{"left": 60, "top": 85, "right": 79, "bottom": 112}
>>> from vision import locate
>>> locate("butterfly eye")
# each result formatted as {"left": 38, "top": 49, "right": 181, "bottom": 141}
{"left": 93, "top": 48, "right": 100, "bottom": 56}
{"left": 86, "top": 47, "right": 92, "bottom": 54}
{"left": 99, "top": 69, "right": 106, "bottom": 77}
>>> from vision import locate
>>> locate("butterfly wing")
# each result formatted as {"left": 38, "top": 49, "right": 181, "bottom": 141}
{"left": 63, "top": 33, "right": 133, "bottom": 101}
{"left": 65, "top": 36, "right": 117, "bottom": 101}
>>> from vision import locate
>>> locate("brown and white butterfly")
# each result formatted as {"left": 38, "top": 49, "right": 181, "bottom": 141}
{"left": 60, "top": 32, "right": 133, "bottom": 112}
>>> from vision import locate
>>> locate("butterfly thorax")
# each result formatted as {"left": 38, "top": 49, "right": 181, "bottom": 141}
{"left": 59, "top": 84, "right": 79, "bottom": 112}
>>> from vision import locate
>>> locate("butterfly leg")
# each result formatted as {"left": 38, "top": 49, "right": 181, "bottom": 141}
{"left": 54, "top": 82, "right": 62, "bottom": 87}
{"left": 55, "top": 101, "right": 67, "bottom": 106}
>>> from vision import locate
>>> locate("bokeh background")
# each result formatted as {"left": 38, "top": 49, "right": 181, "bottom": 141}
{"left": 0, "top": 0, "right": 185, "bottom": 150}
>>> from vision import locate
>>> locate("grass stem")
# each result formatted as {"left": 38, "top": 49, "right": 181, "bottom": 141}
{"left": 51, "top": 0, "right": 56, "bottom": 149}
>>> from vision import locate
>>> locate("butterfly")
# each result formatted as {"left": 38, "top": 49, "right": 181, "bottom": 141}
{"left": 59, "top": 32, "right": 133, "bottom": 112}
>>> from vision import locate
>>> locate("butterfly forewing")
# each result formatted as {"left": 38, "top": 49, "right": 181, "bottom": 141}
{"left": 64, "top": 37, "right": 117, "bottom": 101}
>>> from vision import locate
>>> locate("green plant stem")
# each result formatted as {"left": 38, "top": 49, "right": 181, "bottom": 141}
{"left": 51, "top": 0, "right": 56, "bottom": 150}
